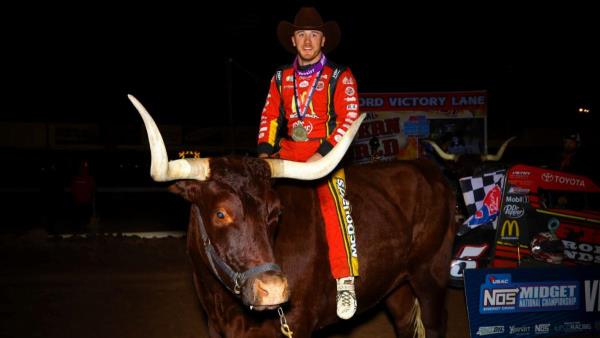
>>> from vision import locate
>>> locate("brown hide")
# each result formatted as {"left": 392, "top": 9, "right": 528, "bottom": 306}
{"left": 176, "top": 156, "right": 456, "bottom": 338}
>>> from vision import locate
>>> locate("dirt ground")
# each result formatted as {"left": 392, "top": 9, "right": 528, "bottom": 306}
{"left": 0, "top": 232, "right": 470, "bottom": 338}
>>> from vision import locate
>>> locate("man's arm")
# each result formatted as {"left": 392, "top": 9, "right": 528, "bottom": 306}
{"left": 257, "top": 74, "right": 285, "bottom": 156}
{"left": 316, "top": 68, "right": 360, "bottom": 156}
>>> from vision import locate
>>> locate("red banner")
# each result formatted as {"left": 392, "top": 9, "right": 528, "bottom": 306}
{"left": 360, "top": 90, "right": 487, "bottom": 113}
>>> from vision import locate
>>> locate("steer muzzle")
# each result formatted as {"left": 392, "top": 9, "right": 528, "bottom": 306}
{"left": 243, "top": 271, "right": 289, "bottom": 311}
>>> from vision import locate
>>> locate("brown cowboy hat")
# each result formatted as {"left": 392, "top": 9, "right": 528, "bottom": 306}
{"left": 276, "top": 7, "right": 341, "bottom": 54}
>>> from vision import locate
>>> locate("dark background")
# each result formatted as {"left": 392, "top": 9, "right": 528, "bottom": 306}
{"left": 0, "top": 5, "right": 596, "bottom": 338}
{"left": 1, "top": 2, "right": 597, "bottom": 233}
{"left": 3, "top": 2, "right": 596, "bottom": 127}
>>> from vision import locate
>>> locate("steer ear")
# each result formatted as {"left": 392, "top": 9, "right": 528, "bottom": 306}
{"left": 168, "top": 180, "right": 201, "bottom": 202}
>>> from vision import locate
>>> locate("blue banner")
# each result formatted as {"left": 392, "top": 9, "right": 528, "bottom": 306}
{"left": 464, "top": 267, "right": 600, "bottom": 337}
{"left": 402, "top": 115, "right": 429, "bottom": 136}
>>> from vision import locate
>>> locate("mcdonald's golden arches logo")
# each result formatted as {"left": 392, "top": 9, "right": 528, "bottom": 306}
{"left": 500, "top": 220, "right": 520, "bottom": 239}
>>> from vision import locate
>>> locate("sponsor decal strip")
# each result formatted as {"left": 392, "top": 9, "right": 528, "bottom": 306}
{"left": 492, "top": 252, "right": 521, "bottom": 260}
{"left": 495, "top": 243, "right": 531, "bottom": 252}
{"left": 536, "top": 209, "right": 600, "bottom": 224}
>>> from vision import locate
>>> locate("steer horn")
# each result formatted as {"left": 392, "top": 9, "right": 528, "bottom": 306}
{"left": 265, "top": 114, "right": 366, "bottom": 180}
{"left": 422, "top": 140, "right": 457, "bottom": 161}
{"left": 129, "top": 94, "right": 210, "bottom": 181}
{"left": 130, "top": 94, "right": 365, "bottom": 182}
{"left": 481, "top": 136, "right": 516, "bottom": 161}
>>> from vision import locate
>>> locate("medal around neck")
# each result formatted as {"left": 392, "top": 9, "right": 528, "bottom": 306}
{"left": 294, "top": 54, "right": 327, "bottom": 77}
{"left": 292, "top": 125, "right": 309, "bottom": 141}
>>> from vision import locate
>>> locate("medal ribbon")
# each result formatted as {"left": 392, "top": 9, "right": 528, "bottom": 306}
{"left": 293, "top": 53, "right": 326, "bottom": 77}
{"left": 293, "top": 69, "right": 323, "bottom": 123}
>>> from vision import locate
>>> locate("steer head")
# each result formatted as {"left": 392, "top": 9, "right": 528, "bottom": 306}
{"left": 128, "top": 95, "right": 365, "bottom": 310}
{"left": 170, "top": 158, "right": 285, "bottom": 309}
{"left": 423, "top": 136, "right": 517, "bottom": 179}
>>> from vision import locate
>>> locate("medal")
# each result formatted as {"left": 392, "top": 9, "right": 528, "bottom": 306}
{"left": 292, "top": 125, "right": 308, "bottom": 141}
{"left": 292, "top": 62, "right": 324, "bottom": 143}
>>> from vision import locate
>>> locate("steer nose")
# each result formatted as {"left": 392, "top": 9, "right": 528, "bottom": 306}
{"left": 252, "top": 273, "right": 289, "bottom": 307}
{"left": 255, "top": 279, "right": 272, "bottom": 298}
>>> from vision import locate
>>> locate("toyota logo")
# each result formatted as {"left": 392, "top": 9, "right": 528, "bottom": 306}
{"left": 541, "top": 173, "right": 554, "bottom": 182}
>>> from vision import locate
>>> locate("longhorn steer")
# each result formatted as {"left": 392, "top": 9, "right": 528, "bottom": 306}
{"left": 423, "top": 137, "right": 517, "bottom": 179}
{"left": 130, "top": 95, "right": 457, "bottom": 338}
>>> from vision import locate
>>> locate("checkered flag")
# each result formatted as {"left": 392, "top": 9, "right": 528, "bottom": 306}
{"left": 459, "top": 169, "right": 506, "bottom": 228}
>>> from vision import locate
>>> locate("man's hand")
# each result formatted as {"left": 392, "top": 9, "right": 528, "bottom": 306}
{"left": 306, "top": 153, "right": 323, "bottom": 162}
{"left": 258, "top": 153, "right": 269, "bottom": 159}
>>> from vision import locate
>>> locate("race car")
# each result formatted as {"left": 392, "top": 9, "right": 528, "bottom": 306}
{"left": 450, "top": 165, "right": 600, "bottom": 286}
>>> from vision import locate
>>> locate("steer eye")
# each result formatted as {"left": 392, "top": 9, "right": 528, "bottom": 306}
{"left": 212, "top": 208, "right": 232, "bottom": 226}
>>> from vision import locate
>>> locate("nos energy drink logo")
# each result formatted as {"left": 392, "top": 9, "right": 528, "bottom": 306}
{"left": 480, "top": 274, "right": 579, "bottom": 314}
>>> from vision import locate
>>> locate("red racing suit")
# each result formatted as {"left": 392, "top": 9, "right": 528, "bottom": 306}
{"left": 257, "top": 61, "right": 360, "bottom": 278}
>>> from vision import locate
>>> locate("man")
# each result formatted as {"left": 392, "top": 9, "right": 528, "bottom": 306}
{"left": 70, "top": 160, "right": 96, "bottom": 231}
{"left": 257, "top": 7, "right": 360, "bottom": 319}
{"left": 559, "top": 131, "right": 584, "bottom": 174}
{"left": 555, "top": 130, "right": 590, "bottom": 208}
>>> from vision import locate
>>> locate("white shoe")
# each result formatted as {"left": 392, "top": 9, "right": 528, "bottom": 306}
{"left": 336, "top": 277, "right": 357, "bottom": 320}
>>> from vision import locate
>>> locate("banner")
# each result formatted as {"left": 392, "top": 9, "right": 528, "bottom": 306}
{"left": 353, "top": 91, "right": 487, "bottom": 163}
{"left": 464, "top": 267, "right": 600, "bottom": 337}
{"left": 360, "top": 91, "right": 487, "bottom": 114}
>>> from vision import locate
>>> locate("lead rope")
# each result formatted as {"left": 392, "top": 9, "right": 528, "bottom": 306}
{"left": 277, "top": 307, "right": 294, "bottom": 338}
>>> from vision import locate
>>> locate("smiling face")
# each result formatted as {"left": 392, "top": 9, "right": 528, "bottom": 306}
{"left": 291, "top": 29, "right": 325, "bottom": 65}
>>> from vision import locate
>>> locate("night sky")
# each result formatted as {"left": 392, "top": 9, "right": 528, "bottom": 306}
{"left": 3, "top": 2, "right": 597, "bottom": 136}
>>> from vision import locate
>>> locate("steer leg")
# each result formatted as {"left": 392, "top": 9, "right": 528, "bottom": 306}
{"left": 385, "top": 283, "right": 424, "bottom": 338}
{"left": 409, "top": 223, "right": 455, "bottom": 338}
{"left": 207, "top": 322, "right": 222, "bottom": 338}
{"left": 409, "top": 266, "right": 448, "bottom": 338}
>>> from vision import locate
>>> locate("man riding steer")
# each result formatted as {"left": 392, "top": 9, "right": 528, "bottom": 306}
{"left": 257, "top": 7, "right": 361, "bottom": 320}
{"left": 129, "top": 94, "right": 457, "bottom": 338}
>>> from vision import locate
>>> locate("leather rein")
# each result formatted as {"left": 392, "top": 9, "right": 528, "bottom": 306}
{"left": 192, "top": 205, "right": 281, "bottom": 295}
